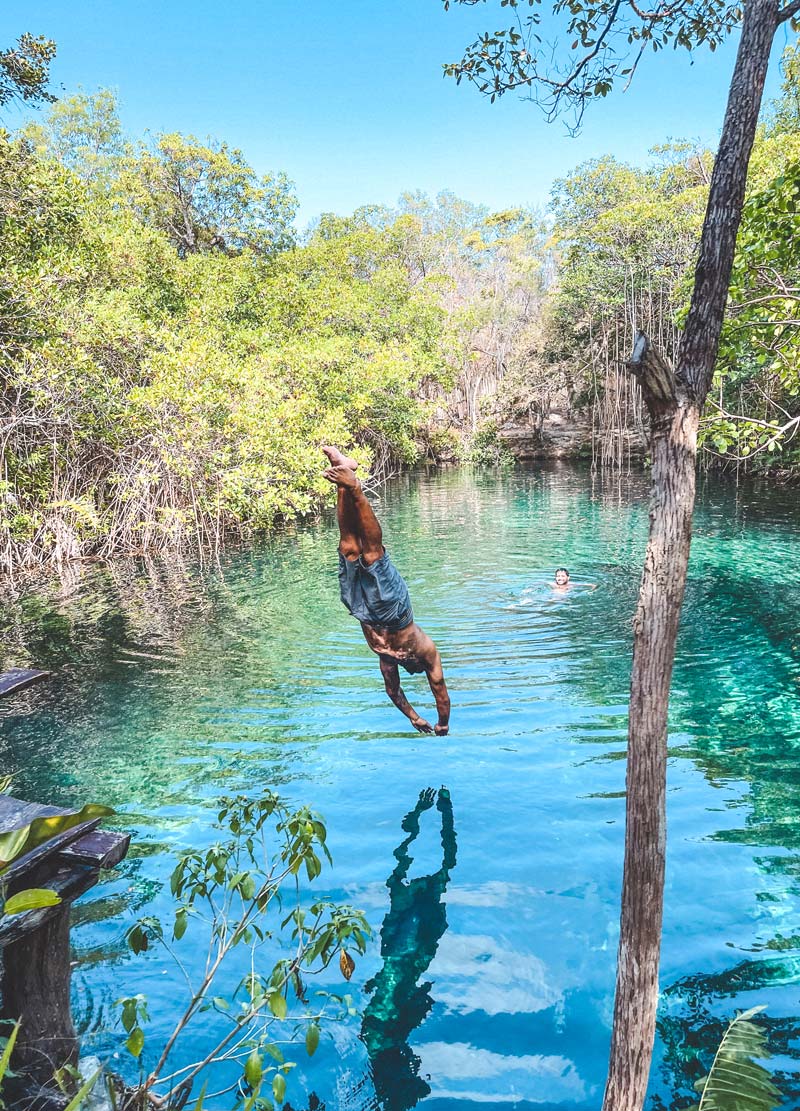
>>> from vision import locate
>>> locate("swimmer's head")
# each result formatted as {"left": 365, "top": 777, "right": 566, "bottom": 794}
{"left": 554, "top": 568, "right": 570, "bottom": 586}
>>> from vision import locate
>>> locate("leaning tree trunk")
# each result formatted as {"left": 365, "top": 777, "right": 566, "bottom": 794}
{"left": 601, "top": 0, "right": 780, "bottom": 1107}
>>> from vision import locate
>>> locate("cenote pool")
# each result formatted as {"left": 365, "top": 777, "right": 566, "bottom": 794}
{"left": 1, "top": 463, "right": 799, "bottom": 1110}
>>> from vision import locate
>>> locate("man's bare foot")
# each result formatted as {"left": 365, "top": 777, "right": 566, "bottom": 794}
{"left": 323, "top": 465, "right": 360, "bottom": 489}
{"left": 322, "top": 446, "right": 359, "bottom": 471}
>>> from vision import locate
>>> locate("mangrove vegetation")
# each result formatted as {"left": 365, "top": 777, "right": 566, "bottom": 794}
{"left": 1, "top": 43, "right": 799, "bottom": 582}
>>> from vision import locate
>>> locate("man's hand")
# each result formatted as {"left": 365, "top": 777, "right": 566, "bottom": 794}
{"left": 434, "top": 723, "right": 449, "bottom": 736}
{"left": 411, "top": 715, "right": 434, "bottom": 734}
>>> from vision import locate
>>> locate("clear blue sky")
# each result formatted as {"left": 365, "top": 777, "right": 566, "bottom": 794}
{"left": 2, "top": 1, "right": 794, "bottom": 226}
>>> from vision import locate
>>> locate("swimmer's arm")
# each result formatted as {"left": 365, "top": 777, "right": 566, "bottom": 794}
{"left": 426, "top": 652, "right": 450, "bottom": 736}
{"left": 379, "top": 657, "right": 432, "bottom": 733}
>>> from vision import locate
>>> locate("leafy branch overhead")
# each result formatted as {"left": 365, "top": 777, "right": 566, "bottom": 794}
{"left": 441, "top": 0, "right": 800, "bottom": 127}
{"left": 0, "top": 34, "right": 56, "bottom": 111}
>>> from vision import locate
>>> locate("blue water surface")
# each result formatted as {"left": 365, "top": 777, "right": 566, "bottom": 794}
{"left": 1, "top": 463, "right": 799, "bottom": 1110}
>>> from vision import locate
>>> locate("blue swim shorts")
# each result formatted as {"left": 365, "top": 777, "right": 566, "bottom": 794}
{"left": 338, "top": 550, "right": 414, "bottom": 631}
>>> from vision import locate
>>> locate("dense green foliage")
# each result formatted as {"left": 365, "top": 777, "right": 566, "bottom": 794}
{"left": 0, "top": 91, "right": 551, "bottom": 578}
{"left": 496, "top": 47, "right": 800, "bottom": 472}
{"left": 2, "top": 49, "right": 799, "bottom": 579}
{"left": 0, "top": 95, "right": 455, "bottom": 577}
{"left": 711, "top": 56, "right": 800, "bottom": 466}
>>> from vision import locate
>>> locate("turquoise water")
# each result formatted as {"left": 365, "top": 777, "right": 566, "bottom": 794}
{"left": 1, "top": 463, "right": 799, "bottom": 1110}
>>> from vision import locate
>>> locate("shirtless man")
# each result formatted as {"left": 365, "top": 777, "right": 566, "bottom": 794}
{"left": 553, "top": 567, "right": 596, "bottom": 592}
{"left": 322, "top": 447, "right": 450, "bottom": 735}
{"left": 553, "top": 567, "right": 571, "bottom": 590}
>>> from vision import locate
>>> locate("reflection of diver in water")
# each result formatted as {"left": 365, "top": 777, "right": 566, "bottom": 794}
{"left": 361, "top": 787, "right": 457, "bottom": 1111}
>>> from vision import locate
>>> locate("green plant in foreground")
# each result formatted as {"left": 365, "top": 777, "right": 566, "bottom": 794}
{"left": 0, "top": 776, "right": 111, "bottom": 1106}
{"left": 0, "top": 1023, "right": 19, "bottom": 1108}
{"left": 689, "top": 1006, "right": 782, "bottom": 1111}
{"left": 119, "top": 789, "right": 369, "bottom": 1110}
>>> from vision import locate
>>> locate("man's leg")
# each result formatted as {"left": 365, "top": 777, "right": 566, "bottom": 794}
{"left": 324, "top": 463, "right": 384, "bottom": 564}
{"left": 336, "top": 485, "right": 362, "bottom": 561}
{"left": 345, "top": 482, "right": 384, "bottom": 565}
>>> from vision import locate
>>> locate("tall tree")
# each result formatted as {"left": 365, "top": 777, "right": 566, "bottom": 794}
{"left": 128, "top": 133, "right": 297, "bottom": 257}
{"left": 443, "top": 2, "right": 800, "bottom": 1109}
{"left": 24, "top": 89, "right": 127, "bottom": 185}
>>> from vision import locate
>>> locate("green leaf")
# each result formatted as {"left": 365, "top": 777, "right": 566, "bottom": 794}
{"left": 126, "top": 925, "right": 148, "bottom": 954}
{"left": 0, "top": 827, "right": 32, "bottom": 867}
{"left": 2, "top": 888, "right": 61, "bottom": 915}
{"left": 64, "top": 1067, "right": 102, "bottom": 1111}
{"left": 120, "top": 998, "right": 137, "bottom": 1033}
{"left": 268, "top": 991, "right": 287, "bottom": 1019}
{"left": 22, "top": 805, "right": 114, "bottom": 858}
{"left": 305, "top": 1022, "right": 320, "bottom": 1057}
{"left": 126, "top": 1027, "right": 144, "bottom": 1058}
{"left": 0, "top": 1022, "right": 19, "bottom": 1085}
{"left": 692, "top": 1006, "right": 782, "bottom": 1111}
{"left": 190, "top": 1080, "right": 208, "bottom": 1111}
{"left": 173, "top": 907, "right": 188, "bottom": 940}
{"left": 272, "top": 1073, "right": 286, "bottom": 1102}
{"left": 244, "top": 1049, "right": 263, "bottom": 1088}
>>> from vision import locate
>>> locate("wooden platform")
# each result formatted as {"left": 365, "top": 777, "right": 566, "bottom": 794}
{"left": 0, "top": 669, "right": 50, "bottom": 697}
{"left": 0, "top": 794, "right": 130, "bottom": 944}
{"left": 0, "top": 793, "right": 130, "bottom": 1087}
{"left": 0, "top": 795, "right": 130, "bottom": 871}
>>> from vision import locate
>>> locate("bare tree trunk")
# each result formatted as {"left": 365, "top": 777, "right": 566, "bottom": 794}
{"left": 602, "top": 1, "right": 779, "bottom": 1107}
{"left": 2, "top": 907, "right": 79, "bottom": 1086}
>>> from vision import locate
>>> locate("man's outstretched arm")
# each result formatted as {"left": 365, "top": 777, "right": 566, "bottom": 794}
{"left": 427, "top": 652, "right": 450, "bottom": 736}
{"left": 379, "top": 657, "right": 433, "bottom": 733}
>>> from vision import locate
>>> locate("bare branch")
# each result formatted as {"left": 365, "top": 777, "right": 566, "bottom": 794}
{"left": 777, "top": 0, "right": 800, "bottom": 21}
{"left": 626, "top": 330, "right": 678, "bottom": 415}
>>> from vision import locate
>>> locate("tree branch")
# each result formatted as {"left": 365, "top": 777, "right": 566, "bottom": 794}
{"left": 626, "top": 331, "right": 679, "bottom": 416}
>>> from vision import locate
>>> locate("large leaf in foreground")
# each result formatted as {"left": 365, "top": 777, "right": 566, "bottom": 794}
{"left": 2, "top": 887, "right": 61, "bottom": 915}
{"left": 691, "top": 1006, "right": 782, "bottom": 1111}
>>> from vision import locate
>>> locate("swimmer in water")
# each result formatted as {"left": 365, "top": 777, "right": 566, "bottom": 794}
{"left": 554, "top": 567, "right": 571, "bottom": 590}
{"left": 552, "top": 567, "right": 597, "bottom": 592}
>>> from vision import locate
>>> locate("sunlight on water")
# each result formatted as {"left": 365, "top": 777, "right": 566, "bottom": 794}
{"left": 1, "top": 463, "right": 799, "bottom": 1110}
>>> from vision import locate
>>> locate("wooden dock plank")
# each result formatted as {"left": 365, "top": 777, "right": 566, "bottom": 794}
{"left": 0, "top": 863, "right": 96, "bottom": 947}
{"left": 0, "top": 790, "right": 132, "bottom": 1090}
{"left": 58, "top": 828, "right": 131, "bottom": 870}
{"left": 0, "top": 797, "right": 65, "bottom": 833}
{"left": 0, "top": 669, "right": 50, "bottom": 697}
{"left": 0, "top": 796, "right": 104, "bottom": 883}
